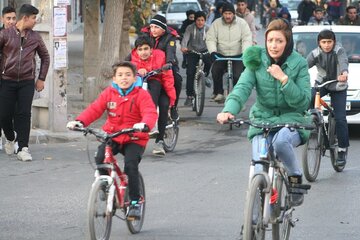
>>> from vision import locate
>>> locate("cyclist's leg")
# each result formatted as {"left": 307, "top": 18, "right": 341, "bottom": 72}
{"left": 147, "top": 80, "right": 162, "bottom": 107}
{"left": 203, "top": 53, "right": 212, "bottom": 76}
{"left": 172, "top": 65, "right": 182, "bottom": 107}
{"left": 157, "top": 90, "right": 170, "bottom": 143}
{"left": 272, "top": 127, "right": 302, "bottom": 177}
{"left": 122, "top": 143, "right": 145, "bottom": 201}
{"left": 211, "top": 60, "right": 226, "bottom": 95}
{"left": 185, "top": 52, "right": 198, "bottom": 97}
{"left": 94, "top": 141, "right": 121, "bottom": 175}
{"left": 330, "top": 90, "right": 349, "bottom": 149}
{"left": 232, "top": 60, "right": 244, "bottom": 86}
{"left": 251, "top": 134, "right": 267, "bottom": 174}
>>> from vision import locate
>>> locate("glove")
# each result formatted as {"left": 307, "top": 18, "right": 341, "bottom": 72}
{"left": 133, "top": 122, "right": 147, "bottom": 131}
{"left": 66, "top": 120, "right": 83, "bottom": 130}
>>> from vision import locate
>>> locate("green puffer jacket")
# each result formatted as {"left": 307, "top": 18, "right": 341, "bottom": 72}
{"left": 222, "top": 46, "right": 312, "bottom": 143}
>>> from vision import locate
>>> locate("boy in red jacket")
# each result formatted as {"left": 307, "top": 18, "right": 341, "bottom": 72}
{"left": 130, "top": 36, "right": 176, "bottom": 156}
{"left": 66, "top": 61, "right": 157, "bottom": 219}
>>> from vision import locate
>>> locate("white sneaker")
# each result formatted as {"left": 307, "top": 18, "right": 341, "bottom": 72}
{"left": 152, "top": 141, "right": 165, "bottom": 156}
{"left": 4, "top": 131, "right": 17, "bottom": 155}
{"left": 0, "top": 137, "right": 2, "bottom": 151}
{"left": 214, "top": 94, "right": 225, "bottom": 103}
{"left": 17, "top": 147, "right": 32, "bottom": 161}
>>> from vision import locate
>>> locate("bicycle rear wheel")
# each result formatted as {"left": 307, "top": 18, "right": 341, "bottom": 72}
{"left": 301, "top": 115, "right": 323, "bottom": 182}
{"left": 243, "top": 174, "right": 267, "bottom": 240}
{"left": 328, "top": 114, "right": 344, "bottom": 172}
{"left": 194, "top": 72, "right": 205, "bottom": 116}
{"left": 126, "top": 172, "right": 146, "bottom": 234}
{"left": 88, "top": 179, "right": 112, "bottom": 240}
{"left": 163, "top": 119, "right": 179, "bottom": 152}
{"left": 271, "top": 173, "right": 291, "bottom": 240}
{"left": 223, "top": 74, "right": 233, "bottom": 99}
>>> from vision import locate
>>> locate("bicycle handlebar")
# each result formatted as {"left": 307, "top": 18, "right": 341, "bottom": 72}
{"left": 72, "top": 126, "right": 149, "bottom": 141}
{"left": 314, "top": 79, "right": 338, "bottom": 88}
{"left": 188, "top": 50, "right": 209, "bottom": 56}
{"left": 140, "top": 63, "right": 172, "bottom": 82}
{"left": 228, "top": 119, "right": 315, "bottom": 130}
{"left": 214, "top": 54, "right": 243, "bottom": 61}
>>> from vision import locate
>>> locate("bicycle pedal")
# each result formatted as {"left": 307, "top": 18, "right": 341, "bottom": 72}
{"left": 291, "top": 183, "right": 311, "bottom": 190}
{"left": 290, "top": 218, "right": 299, "bottom": 227}
{"left": 289, "top": 188, "right": 308, "bottom": 194}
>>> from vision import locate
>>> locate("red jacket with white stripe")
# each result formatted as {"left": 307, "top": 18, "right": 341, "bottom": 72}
{"left": 76, "top": 86, "right": 157, "bottom": 147}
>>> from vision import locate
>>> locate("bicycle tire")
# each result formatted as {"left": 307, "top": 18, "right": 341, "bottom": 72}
{"left": 328, "top": 114, "right": 344, "bottom": 172}
{"left": 243, "top": 174, "right": 267, "bottom": 240}
{"left": 223, "top": 75, "right": 233, "bottom": 99}
{"left": 88, "top": 179, "right": 112, "bottom": 240}
{"left": 302, "top": 115, "right": 323, "bottom": 182}
{"left": 195, "top": 73, "right": 206, "bottom": 116}
{"left": 126, "top": 172, "right": 146, "bottom": 234}
{"left": 163, "top": 120, "right": 179, "bottom": 152}
{"left": 271, "top": 172, "right": 291, "bottom": 240}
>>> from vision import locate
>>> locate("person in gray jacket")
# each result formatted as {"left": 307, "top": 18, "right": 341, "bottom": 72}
{"left": 206, "top": 2, "right": 252, "bottom": 103}
{"left": 181, "top": 11, "right": 212, "bottom": 106}
{"left": 307, "top": 29, "right": 349, "bottom": 166}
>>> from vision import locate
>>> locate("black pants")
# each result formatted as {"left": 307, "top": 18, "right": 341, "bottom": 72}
{"left": 172, "top": 65, "right": 182, "bottom": 107}
{"left": 147, "top": 80, "right": 169, "bottom": 142}
{"left": 211, "top": 60, "right": 244, "bottom": 95}
{"left": 95, "top": 142, "right": 144, "bottom": 201}
{"left": 0, "top": 80, "right": 34, "bottom": 151}
{"left": 186, "top": 52, "right": 211, "bottom": 97}
{"left": 310, "top": 88, "right": 349, "bottom": 148}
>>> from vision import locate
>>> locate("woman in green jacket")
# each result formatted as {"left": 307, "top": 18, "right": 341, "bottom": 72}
{"left": 217, "top": 18, "right": 311, "bottom": 206}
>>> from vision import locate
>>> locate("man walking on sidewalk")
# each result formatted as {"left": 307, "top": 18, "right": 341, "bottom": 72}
{"left": 0, "top": 4, "right": 50, "bottom": 161}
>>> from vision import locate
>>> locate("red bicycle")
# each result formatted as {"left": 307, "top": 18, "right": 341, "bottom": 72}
{"left": 73, "top": 126, "right": 146, "bottom": 239}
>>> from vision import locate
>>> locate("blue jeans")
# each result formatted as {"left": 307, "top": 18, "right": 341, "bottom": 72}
{"left": 252, "top": 127, "right": 302, "bottom": 176}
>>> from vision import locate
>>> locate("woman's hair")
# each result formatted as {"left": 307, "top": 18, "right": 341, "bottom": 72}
{"left": 317, "top": 29, "right": 336, "bottom": 43}
{"left": 265, "top": 18, "right": 294, "bottom": 66}
{"left": 111, "top": 61, "right": 137, "bottom": 76}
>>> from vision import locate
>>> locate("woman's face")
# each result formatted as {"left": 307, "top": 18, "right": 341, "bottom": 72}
{"left": 266, "top": 30, "right": 287, "bottom": 62}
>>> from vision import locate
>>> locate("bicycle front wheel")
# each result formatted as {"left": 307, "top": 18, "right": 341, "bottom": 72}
{"left": 328, "top": 114, "right": 344, "bottom": 172}
{"left": 194, "top": 72, "right": 205, "bottom": 116}
{"left": 163, "top": 119, "right": 179, "bottom": 152}
{"left": 243, "top": 174, "right": 267, "bottom": 240}
{"left": 88, "top": 179, "right": 112, "bottom": 240}
{"left": 271, "top": 173, "right": 291, "bottom": 240}
{"left": 126, "top": 172, "right": 146, "bottom": 234}
{"left": 302, "top": 115, "right": 323, "bottom": 182}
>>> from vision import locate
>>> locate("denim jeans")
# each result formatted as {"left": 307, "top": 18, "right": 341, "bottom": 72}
{"left": 0, "top": 80, "right": 35, "bottom": 151}
{"left": 252, "top": 127, "right": 302, "bottom": 176}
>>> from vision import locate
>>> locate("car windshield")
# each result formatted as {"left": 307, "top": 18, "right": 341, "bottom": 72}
{"left": 168, "top": 3, "right": 200, "bottom": 13}
{"left": 293, "top": 32, "right": 360, "bottom": 63}
{"left": 282, "top": 0, "right": 301, "bottom": 10}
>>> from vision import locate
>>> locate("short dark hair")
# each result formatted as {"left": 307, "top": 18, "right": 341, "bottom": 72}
{"left": 2, "top": 6, "right": 16, "bottom": 16}
{"left": 134, "top": 36, "right": 153, "bottom": 49}
{"left": 346, "top": 5, "right": 357, "bottom": 13}
{"left": 314, "top": 7, "right": 324, "bottom": 13}
{"left": 19, "top": 4, "right": 39, "bottom": 19}
{"left": 318, "top": 29, "right": 336, "bottom": 42}
{"left": 237, "top": 0, "right": 248, "bottom": 4}
{"left": 112, "top": 61, "right": 137, "bottom": 76}
{"left": 195, "top": 11, "right": 207, "bottom": 20}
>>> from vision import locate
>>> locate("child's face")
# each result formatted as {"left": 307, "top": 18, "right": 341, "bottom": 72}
{"left": 150, "top": 24, "right": 165, "bottom": 38}
{"left": 195, "top": 17, "right": 206, "bottom": 28}
{"left": 112, "top": 66, "right": 136, "bottom": 90}
{"left": 136, "top": 44, "right": 152, "bottom": 60}
{"left": 319, "top": 39, "right": 334, "bottom": 53}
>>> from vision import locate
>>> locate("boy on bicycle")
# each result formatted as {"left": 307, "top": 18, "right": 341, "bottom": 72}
{"left": 129, "top": 36, "right": 176, "bottom": 156}
{"left": 307, "top": 29, "right": 349, "bottom": 166}
{"left": 180, "top": 11, "right": 212, "bottom": 106}
{"left": 67, "top": 61, "right": 157, "bottom": 219}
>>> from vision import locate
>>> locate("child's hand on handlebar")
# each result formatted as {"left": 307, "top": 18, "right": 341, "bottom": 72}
{"left": 217, "top": 112, "right": 234, "bottom": 124}
{"left": 66, "top": 121, "right": 83, "bottom": 130}
{"left": 338, "top": 72, "right": 348, "bottom": 82}
{"left": 137, "top": 68, "right": 147, "bottom": 77}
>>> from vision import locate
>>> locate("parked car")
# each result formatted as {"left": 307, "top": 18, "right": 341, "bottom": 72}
{"left": 281, "top": 0, "right": 301, "bottom": 25}
{"left": 165, "top": 0, "right": 202, "bottom": 31}
{"left": 292, "top": 25, "right": 360, "bottom": 124}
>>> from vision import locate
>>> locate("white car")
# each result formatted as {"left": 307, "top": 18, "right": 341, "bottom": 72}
{"left": 292, "top": 25, "right": 360, "bottom": 124}
{"left": 165, "top": 0, "right": 202, "bottom": 31}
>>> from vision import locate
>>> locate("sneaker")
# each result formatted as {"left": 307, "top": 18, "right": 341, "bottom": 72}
{"left": 210, "top": 93, "right": 217, "bottom": 100}
{"left": 214, "top": 94, "right": 225, "bottom": 103}
{"left": 127, "top": 201, "right": 142, "bottom": 220}
{"left": 153, "top": 140, "right": 165, "bottom": 156}
{"left": 184, "top": 96, "right": 193, "bottom": 106}
{"left": 4, "top": 131, "right": 17, "bottom": 155}
{"left": 336, "top": 150, "right": 347, "bottom": 167}
{"left": 170, "top": 106, "right": 179, "bottom": 121}
{"left": 205, "top": 77, "right": 212, "bottom": 88}
{"left": 288, "top": 175, "right": 308, "bottom": 207}
{"left": 17, "top": 147, "right": 32, "bottom": 161}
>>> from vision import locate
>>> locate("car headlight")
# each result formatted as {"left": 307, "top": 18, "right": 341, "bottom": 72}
{"left": 167, "top": 19, "right": 181, "bottom": 25}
